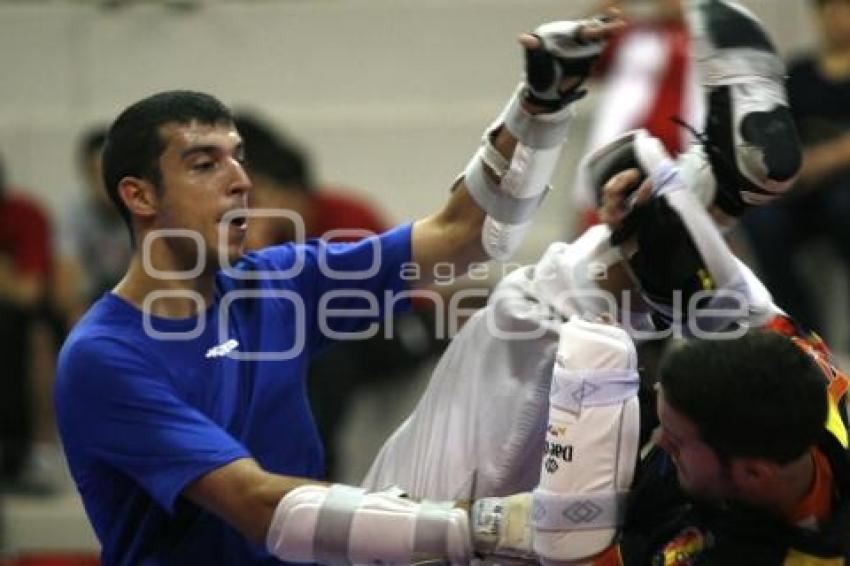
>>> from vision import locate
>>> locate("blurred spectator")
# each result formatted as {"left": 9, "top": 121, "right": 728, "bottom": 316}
{"left": 0, "top": 155, "right": 54, "bottom": 490}
{"left": 574, "top": 0, "right": 701, "bottom": 232}
{"left": 54, "top": 127, "right": 131, "bottom": 327}
{"left": 234, "top": 114, "right": 387, "bottom": 246}
{"left": 234, "top": 113, "right": 442, "bottom": 480}
{"left": 742, "top": 0, "right": 850, "bottom": 341}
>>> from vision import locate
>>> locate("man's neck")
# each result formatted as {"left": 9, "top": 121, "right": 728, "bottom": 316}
{"left": 771, "top": 451, "right": 817, "bottom": 521}
{"left": 113, "top": 255, "right": 216, "bottom": 318}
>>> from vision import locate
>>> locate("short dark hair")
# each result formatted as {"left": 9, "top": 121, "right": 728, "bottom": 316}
{"left": 101, "top": 90, "right": 234, "bottom": 241}
{"left": 233, "top": 112, "right": 314, "bottom": 192}
{"left": 660, "top": 331, "right": 828, "bottom": 464}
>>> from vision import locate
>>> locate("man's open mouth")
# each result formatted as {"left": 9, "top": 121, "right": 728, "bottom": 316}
{"left": 222, "top": 212, "right": 248, "bottom": 230}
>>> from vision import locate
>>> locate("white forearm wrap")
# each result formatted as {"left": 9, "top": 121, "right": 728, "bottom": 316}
{"left": 481, "top": 218, "right": 535, "bottom": 262}
{"left": 502, "top": 84, "right": 574, "bottom": 149}
{"left": 532, "top": 318, "right": 640, "bottom": 564}
{"left": 463, "top": 84, "right": 573, "bottom": 260}
{"left": 266, "top": 484, "right": 472, "bottom": 565}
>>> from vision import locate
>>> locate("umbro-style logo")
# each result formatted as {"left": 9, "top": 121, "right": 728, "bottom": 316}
{"left": 205, "top": 339, "right": 239, "bottom": 359}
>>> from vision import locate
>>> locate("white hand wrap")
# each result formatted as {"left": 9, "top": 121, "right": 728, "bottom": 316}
{"left": 532, "top": 318, "right": 640, "bottom": 564}
{"left": 463, "top": 84, "right": 573, "bottom": 260}
{"left": 471, "top": 493, "right": 534, "bottom": 561}
{"left": 266, "top": 484, "right": 472, "bottom": 565}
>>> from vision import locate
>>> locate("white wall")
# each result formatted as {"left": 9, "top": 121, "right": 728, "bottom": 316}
{"left": 0, "top": 0, "right": 818, "bottom": 261}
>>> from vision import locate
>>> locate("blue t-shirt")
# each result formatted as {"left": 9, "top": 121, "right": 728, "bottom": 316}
{"left": 55, "top": 224, "right": 413, "bottom": 565}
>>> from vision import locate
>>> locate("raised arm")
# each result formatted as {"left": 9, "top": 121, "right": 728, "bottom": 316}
{"left": 411, "top": 15, "right": 625, "bottom": 285}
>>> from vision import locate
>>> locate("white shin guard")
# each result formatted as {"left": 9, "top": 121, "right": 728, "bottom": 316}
{"left": 266, "top": 484, "right": 472, "bottom": 565}
{"left": 532, "top": 318, "right": 640, "bottom": 564}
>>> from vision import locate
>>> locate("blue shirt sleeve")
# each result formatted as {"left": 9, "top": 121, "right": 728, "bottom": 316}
{"left": 249, "top": 223, "right": 414, "bottom": 353}
{"left": 307, "top": 223, "right": 414, "bottom": 351}
{"left": 57, "top": 334, "right": 250, "bottom": 514}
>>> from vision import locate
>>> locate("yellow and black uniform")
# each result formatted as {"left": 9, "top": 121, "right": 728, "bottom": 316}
{"left": 596, "top": 432, "right": 850, "bottom": 565}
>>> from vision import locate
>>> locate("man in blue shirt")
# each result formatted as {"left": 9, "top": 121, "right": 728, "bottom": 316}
{"left": 55, "top": 16, "right": 625, "bottom": 565}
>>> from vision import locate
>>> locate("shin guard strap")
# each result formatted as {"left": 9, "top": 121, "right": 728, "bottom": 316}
{"left": 531, "top": 489, "right": 628, "bottom": 531}
{"left": 550, "top": 367, "right": 639, "bottom": 414}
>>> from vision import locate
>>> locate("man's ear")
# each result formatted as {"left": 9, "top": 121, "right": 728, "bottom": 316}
{"left": 118, "top": 177, "right": 158, "bottom": 220}
{"left": 730, "top": 457, "right": 777, "bottom": 493}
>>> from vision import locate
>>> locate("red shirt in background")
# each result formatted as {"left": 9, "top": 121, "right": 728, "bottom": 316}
{"left": 307, "top": 190, "right": 389, "bottom": 241}
{"left": 0, "top": 191, "right": 51, "bottom": 279}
